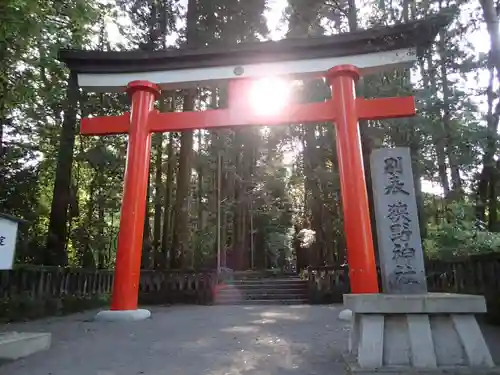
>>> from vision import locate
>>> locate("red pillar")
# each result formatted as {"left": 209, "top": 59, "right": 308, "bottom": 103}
{"left": 111, "top": 80, "right": 160, "bottom": 311}
{"left": 326, "top": 65, "right": 379, "bottom": 294}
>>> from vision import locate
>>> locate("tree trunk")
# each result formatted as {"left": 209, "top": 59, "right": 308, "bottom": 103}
{"left": 426, "top": 53, "right": 450, "bottom": 197}
{"left": 231, "top": 130, "right": 244, "bottom": 270}
{"left": 171, "top": 0, "right": 198, "bottom": 270}
{"left": 438, "top": 28, "right": 462, "bottom": 199}
{"left": 404, "top": 0, "right": 426, "bottom": 238}
{"left": 303, "top": 125, "right": 323, "bottom": 267}
{"left": 223, "top": 153, "right": 232, "bottom": 268}
{"left": 172, "top": 115, "right": 194, "bottom": 269}
{"left": 346, "top": 0, "right": 357, "bottom": 31}
{"left": 82, "top": 172, "right": 97, "bottom": 268}
{"left": 97, "top": 164, "right": 106, "bottom": 268}
{"left": 477, "top": 0, "right": 500, "bottom": 229}
{"left": 488, "top": 160, "right": 499, "bottom": 231}
{"left": 480, "top": 0, "right": 500, "bottom": 77}
{"left": 45, "top": 72, "right": 79, "bottom": 266}
{"left": 153, "top": 133, "right": 163, "bottom": 257}
{"left": 197, "top": 130, "right": 204, "bottom": 233}
{"left": 477, "top": 65, "right": 500, "bottom": 228}
{"left": 162, "top": 132, "right": 175, "bottom": 266}
{"left": 153, "top": 95, "right": 172, "bottom": 267}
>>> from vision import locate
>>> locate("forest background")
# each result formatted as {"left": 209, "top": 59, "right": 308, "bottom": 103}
{"left": 1, "top": 0, "right": 499, "bottom": 272}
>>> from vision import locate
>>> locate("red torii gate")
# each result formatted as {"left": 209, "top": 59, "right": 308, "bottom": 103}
{"left": 85, "top": 67, "right": 414, "bottom": 310}
{"left": 88, "top": 67, "right": 412, "bottom": 310}
{"left": 59, "top": 14, "right": 449, "bottom": 319}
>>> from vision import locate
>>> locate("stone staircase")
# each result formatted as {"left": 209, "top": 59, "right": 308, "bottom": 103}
{"left": 214, "top": 275, "right": 309, "bottom": 305}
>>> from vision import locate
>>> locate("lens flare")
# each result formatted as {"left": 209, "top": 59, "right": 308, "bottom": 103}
{"left": 249, "top": 77, "right": 291, "bottom": 115}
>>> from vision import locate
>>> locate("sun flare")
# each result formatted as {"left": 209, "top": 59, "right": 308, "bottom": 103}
{"left": 249, "top": 77, "right": 291, "bottom": 115}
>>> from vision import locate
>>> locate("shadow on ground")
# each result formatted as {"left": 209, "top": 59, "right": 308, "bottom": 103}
{"left": 1, "top": 304, "right": 499, "bottom": 375}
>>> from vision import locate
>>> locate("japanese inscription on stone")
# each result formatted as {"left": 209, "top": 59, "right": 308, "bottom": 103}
{"left": 370, "top": 147, "right": 427, "bottom": 294}
{"left": 0, "top": 216, "right": 19, "bottom": 270}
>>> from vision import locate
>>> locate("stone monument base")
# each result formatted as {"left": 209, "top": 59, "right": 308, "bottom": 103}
{"left": 94, "top": 308, "right": 151, "bottom": 322}
{"left": 0, "top": 332, "right": 51, "bottom": 360}
{"left": 343, "top": 293, "right": 498, "bottom": 375}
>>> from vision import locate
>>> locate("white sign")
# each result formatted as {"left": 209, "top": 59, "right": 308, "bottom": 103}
{"left": 0, "top": 216, "right": 19, "bottom": 270}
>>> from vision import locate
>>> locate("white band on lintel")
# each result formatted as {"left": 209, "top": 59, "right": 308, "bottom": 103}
{"left": 77, "top": 47, "right": 416, "bottom": 92}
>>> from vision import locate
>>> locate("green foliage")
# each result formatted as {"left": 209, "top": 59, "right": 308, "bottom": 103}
{"left": 424, "top": 202, "right": 500, "bottom": 260}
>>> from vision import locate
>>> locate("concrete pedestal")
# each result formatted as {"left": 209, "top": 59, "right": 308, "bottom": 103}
{"left": 0, "top": 332, "right": 51, "bottom": 360}
{"left": 343, "top": 293, "right": 499, "bottom": 374}
{"left": 94, "top": 309, "right": 151, "bottom": 322}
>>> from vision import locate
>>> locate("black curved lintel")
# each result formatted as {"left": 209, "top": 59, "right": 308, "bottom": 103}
{"left": 58, "top": 12, "right": 453, "bottom": 75}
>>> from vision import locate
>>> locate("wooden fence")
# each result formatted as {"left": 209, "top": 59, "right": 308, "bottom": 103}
{"left": 2, "top": 253, "right": 500, "bottom": 322}
{"left": 139, "top": 270, "right": 216, "bottom": 305}
{"left": 425, "top": 254, "right": 500, "bottom": 296}
{"left": 305, "top": 253, "right": 500, "bottom": 322}
{"left": 305, "top": 266, "right": 349, "bottom": 304}
{"left": 0, "top": 266, "right": 216, "bottom": 322}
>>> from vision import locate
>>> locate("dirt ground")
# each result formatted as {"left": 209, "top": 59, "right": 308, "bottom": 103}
{"left": 1, "top": 304, "right": 499, "bottom": 375}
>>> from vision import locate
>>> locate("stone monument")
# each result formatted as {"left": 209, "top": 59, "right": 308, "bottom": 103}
{"left": 342, "top": 147, "right": 498, "bottom": 374}
{"left": 371, "top": 147, "right": 427, "bottom": 295}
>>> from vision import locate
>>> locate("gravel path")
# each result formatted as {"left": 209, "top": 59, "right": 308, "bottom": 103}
{"left": 1, "top": 304, "right": 500, "bottom": 375}
{"left": 0, "top": 305, "right": 350, "bottom": 375}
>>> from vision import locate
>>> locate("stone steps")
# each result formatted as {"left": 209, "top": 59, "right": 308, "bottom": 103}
{"left": 214, "top": 277, "right": 309, "bottom": 305}
{"left": 217, "top": 289, "right": 306, "bottom": 298}
{"left": 229, "top": 280, "right": 307, "bottom": 287}
{"left": 226, "top": 283, "right": 307, "bottom": 291}
{"left": 214, "top": 298, "right": 309, "bottom": 305}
